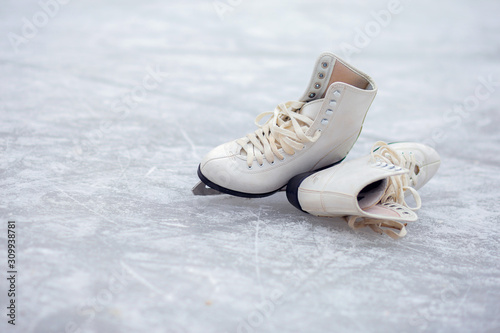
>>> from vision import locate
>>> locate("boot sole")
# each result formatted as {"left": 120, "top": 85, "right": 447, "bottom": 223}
{"left": 197, "top": 158, "right": 345, "bottom": 199}
{"left": 197, "top": 165, "right": 280, "bottom": 198}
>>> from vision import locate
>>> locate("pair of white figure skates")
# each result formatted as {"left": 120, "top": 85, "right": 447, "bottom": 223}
{"left": 193, "top": 52, "right": 440, "bottom": 239}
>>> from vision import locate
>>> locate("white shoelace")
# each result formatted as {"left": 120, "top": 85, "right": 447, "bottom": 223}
{"left": 345, "top": 141, "right": 422, "bottom": 239}
{"left": 236, "top": 101, "right": 321, "bottom": 167}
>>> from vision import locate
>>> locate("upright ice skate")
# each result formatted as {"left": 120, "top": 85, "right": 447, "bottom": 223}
{"left": 286, "top": 141, "right": 441, "bottom": 239}
{"left": 193, "top": 52, "right": 377, "bottom": 197}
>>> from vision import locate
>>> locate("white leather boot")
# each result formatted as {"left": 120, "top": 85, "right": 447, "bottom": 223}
{"left": 193, "top": 52, "right": 377, "bottom": 197}
{"left": 286, "top": 141, "right": 440, "bottom": 239}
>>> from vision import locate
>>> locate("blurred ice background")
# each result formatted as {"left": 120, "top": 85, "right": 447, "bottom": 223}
{"left": 0, "top": 0, "right": 499, "bottom": 332}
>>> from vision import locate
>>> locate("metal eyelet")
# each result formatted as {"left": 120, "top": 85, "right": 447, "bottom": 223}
{"left": 329, "top": 100, "right": 337, "bottom": 107}
{"left": 321, "top": 119, "right": 328, "bottom": 125}
{"left": 322, "top": 62, "right": 328, "bottom": 68}
{"left": 314, "top": 83, "right": 321, "bottom": 89}
{"left": 318, "top": 73, "right": 325, "bottom": 79}
{"left": 325, "top": 109, "right": 333, "bottom": 115}
{"left": 308, "top": 92, "right": 316, "bottom": 98}
{"left": 248, "top": 165, "right": 252, "bottom": 169}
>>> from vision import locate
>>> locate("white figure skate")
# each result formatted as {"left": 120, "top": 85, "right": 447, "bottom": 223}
{"left": 193, "top": 52, "right": 377, "bottom": 197}
{"left": 286, "top": 141, "right": 441, "bottom": 239}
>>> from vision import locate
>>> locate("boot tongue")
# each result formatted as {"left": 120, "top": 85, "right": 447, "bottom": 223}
{"left": 299, "top": 100, "right": 322, "bottom": 120}
{"left": 363, "top": 202, "right": 418, "bottom": 222}
{"left": 239, "top": 100, "right": 321, "bottom": 157}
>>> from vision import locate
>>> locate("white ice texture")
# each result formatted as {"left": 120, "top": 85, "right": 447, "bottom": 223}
{"left": 0, "top": 0, "right": 499, "bottom": 332}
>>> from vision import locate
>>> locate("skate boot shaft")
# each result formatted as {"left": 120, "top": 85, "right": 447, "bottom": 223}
{"left": 195, "top": 52, "right": 377, "bottom": 197}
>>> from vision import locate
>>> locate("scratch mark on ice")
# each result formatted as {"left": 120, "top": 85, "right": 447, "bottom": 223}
{"left": 254, "top": 208, "right": 264, "bottom": 301}
{"left": 54, "top": 186, "right": 118, "bottom": 225}
{"left": 178, "top": 127, "right": 199, "bottom": 158}
{"left": 117, "top": 150, "right": 131, "bottom": 184}
{"left": 145, "top": 166, "right": 157, "bottom": 177}
{"left": 162, "top": 222, "right": 188, "bottom": 228}
{"left": 120, "top": 261, "right": 171, "bottom": 299}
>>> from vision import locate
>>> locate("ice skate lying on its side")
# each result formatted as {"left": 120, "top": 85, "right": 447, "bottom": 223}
{"left": 286, "top": 141, "right": 441, "bottom": 239}
{"left": 193, "top": 52, "right": 377, "bottom": 197}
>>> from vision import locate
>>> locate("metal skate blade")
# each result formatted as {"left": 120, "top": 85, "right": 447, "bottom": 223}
{"left": 192, "top": 181, "right": 223, "bottom": 196}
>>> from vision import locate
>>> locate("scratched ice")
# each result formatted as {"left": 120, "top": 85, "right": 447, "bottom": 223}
{"left": 0, "top": 0, "right": 499, "bottom": 332}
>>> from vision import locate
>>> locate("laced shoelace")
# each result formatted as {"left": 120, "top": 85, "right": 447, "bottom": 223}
{"left": 345, "top": 141, "right": 422, "bottom": 240}
{"left": 236, "top": 101, "right": 321, "bottom": 167}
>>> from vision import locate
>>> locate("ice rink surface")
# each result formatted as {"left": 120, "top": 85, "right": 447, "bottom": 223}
{"left": 1, "top": 0, "right": 499, "bottom": 332}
